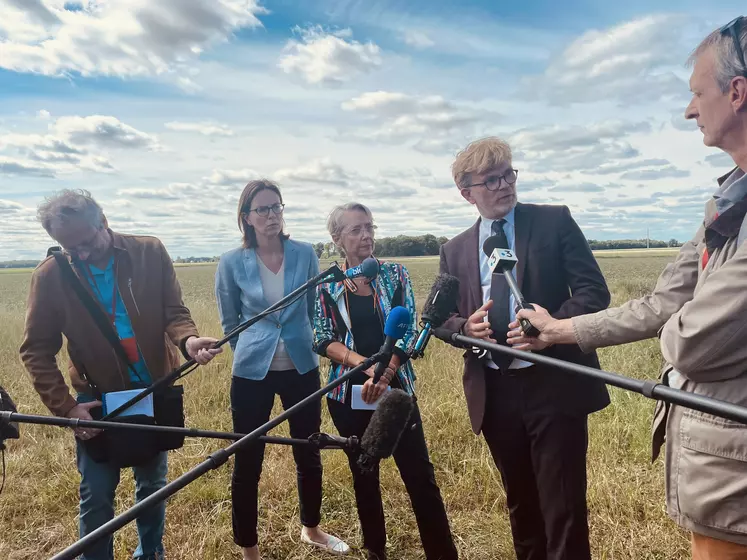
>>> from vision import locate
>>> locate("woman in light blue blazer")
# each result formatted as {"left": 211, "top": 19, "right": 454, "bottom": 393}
{"left": 215, "top": 180, "right": 349, "bottom": 560}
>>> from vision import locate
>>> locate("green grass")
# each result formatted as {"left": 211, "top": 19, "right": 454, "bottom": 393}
{"left": 0, "top": 253, "right": 687, "bottom": 559}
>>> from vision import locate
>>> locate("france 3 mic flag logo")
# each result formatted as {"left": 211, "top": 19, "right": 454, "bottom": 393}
{"left": 488, "top": 249, "right": 517, "bottom": 269}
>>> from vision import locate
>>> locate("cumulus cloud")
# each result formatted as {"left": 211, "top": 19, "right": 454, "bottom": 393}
{"left": 274, "top": 158, "right": 354, "bottom": 186}
{"left": 510, "top": 120, "right": 646, "bottom": 173}
{"left": 0, "top": 0, "right": 266, "bottom": 85}
{"left": 278, "top": 25, "right": 382, "bottom": 86}
{"left": 619, "top": 166, "right": 690, "bottom": 180}
{"left": 594, "top": 158, "right": 671, "bottom": 175}
{"left": 522, "top": 14, "right": 695, "bottom": 105}
{"left": 549, "top": 183, "right": 606, "bottom": 193}
{"left": 0, "top": 114, "right": 156, "bottom": 178}
{"left": 340, "top": 91, "right": 495, "bottom": 154}
{"left": 164, "top": 121, "right": 234, "bottom": 136}
{"left": 704, "top": 152, "right": 735, "bottom": 168}
{"left": 53, "top": 115, "right": 159, "bottom": 149}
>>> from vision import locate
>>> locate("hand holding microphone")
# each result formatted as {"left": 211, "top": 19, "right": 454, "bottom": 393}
{"left": 507, "top": 304, "right": 558, "bottom": 351}
{"left": 365, "top": 306, "right": 411, "bottom": 404}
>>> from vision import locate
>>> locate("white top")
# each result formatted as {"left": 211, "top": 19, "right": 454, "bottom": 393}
{"left": 478, "top": 208, "right": 533, "bottom": 370}
{"left": 257, "top": 256, "right": 295, "bottom": 371}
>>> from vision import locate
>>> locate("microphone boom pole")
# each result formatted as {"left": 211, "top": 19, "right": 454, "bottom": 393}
{"left": 103, "top": 263, "right": 347, "bottom": 420}
{"left": 435, "top": 329, "right": 747, "bottom": 426}
{"left": 49, "top": 350, "right": 387, "bottom": 560}
{"left": 0, "top": 411, "right": 356, "bottom": 449}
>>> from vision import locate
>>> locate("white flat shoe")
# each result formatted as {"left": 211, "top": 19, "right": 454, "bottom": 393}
{"left": 300, "top": 530, "right": 351, "bottom": 555}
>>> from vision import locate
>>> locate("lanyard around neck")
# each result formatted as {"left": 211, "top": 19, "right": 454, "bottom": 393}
{"left": 84, "top": 259, "right": 118, "bottom": 329}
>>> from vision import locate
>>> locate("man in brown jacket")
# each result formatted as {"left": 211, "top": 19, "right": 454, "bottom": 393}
{"left": 20, "top": 189, "right": 221, "bottom": 560}
{"left": 509, "top": 16, "right": 747, "bottom": 560}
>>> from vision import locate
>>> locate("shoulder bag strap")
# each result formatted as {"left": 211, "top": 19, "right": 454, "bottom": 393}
{"left": 51, "top": 251, "right": 140, "bottom": 391}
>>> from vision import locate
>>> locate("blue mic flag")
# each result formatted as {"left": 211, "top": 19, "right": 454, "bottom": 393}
{"left": 384, "top": 306, "right": 410, "bottom": 340}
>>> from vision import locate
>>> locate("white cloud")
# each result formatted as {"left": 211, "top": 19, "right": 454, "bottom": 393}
{"left": 53, "top": 115, "right": 159, "bottom": 149}
{"left": 704, "top": 152, "right": 735, "bottom": 168}
{"left": 164, "top": 121, "right": 235, "bottom": 137}
{"left": 511, "top": 120, "right": 648, "bottom": 173}
{"left": 522, "top": 14, "right": 695, "bottom": 105}
{"left": 274, "top": 158, "right": 354, "bottom": 186}
{"left": 619, "top": 166, "right": 690, "bottom": 180}
{"left": 36, "top": 109, "right": 51, "bottom": 120}
{"left": 402, "top": 30, "right": 435, "bottom": 49}
{"left": 340, "top": 90, "right": 495, "bottom": 154}
{"left": 0, "top": 114, "right": 156, "bottom": 178}
{"left": 0, "top": 0, "right": 266, "bottom": 85}
{"left": 278, "top": 25, "right": 382, "bottom": 86}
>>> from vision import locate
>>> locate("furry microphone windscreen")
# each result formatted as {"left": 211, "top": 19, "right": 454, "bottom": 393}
{"left": 482, "top": 234, "right": 505, "bottom": 257}
{"left": 421, "top": 274, "right": 460, "bottom": 328}
{"left": 357, "top": 388, "right": 415, "bottom": 474}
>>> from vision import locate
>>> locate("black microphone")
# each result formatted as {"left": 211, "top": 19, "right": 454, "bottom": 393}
{"left": 357, "top": 388, "right": 415, "bottom": 474}
{"left": 482, "top": 236, "right": 540, "bottom": 337}
{"left": 411, "top": 274, "right": 460, "bottom": 359}
{"left": 372, "top": 306, "right": 411, "bottom": 384}
{"left": 0, "top": 385, "right": 20, "bottom": 447}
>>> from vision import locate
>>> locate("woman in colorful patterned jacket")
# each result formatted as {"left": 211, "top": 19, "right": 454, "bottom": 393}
{"left": 313, "top": 202, "right": 458, "bottom": 560}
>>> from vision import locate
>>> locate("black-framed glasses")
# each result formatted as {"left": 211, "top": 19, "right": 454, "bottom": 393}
{"left": 720, "top": 16, "right": 747, "bottom": 78}
{"left": 250, "top": 203, "right": 285, "bottom": 217}
{"left": 464, "top": 168, "right": 519, "bottom": 191}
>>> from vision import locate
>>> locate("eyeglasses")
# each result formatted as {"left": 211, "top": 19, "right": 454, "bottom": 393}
{"left": 464, "top": 169, "right": 519, "bottom": 191}
{"left": 345, "top": 224, "right": 377, "bottom": 237}
{"left": 250, "top": 203, "right": 285, "bottom": 217}
{"left": 720, "top": 16, "right": 747, "bottom": 78}
{"left": 66, "top": 227, "right": 102, "bottom": 257}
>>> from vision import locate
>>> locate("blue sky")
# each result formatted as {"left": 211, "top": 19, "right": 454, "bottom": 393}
{"left": 0, "top": 0, "right": 743, "bottom": 260}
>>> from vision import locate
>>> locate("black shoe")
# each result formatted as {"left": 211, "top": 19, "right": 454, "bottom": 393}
{"left": 367, "top": 551, "right": 386, "bottom": 560}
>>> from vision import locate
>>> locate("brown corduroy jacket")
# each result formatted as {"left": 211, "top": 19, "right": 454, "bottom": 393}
{"left": 20, "top": 231, "right": 199, "bottom": 417}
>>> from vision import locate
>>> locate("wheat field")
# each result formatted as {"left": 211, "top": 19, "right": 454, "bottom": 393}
{"left": 0, "top": 253, "right": 687, "bottom": 559}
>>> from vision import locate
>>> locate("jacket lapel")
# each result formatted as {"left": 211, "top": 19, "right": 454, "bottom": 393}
{"left": 514, "top": 203, "right": 531, "bottom": 290}
{"left": 242, "top": 249, "right": 270, "bottom": 311}
{"left": 279, "top": 240, "right": 299, "bottom": 321}
{"left": 465, "top": 220, "right": 482, "bottom": 307}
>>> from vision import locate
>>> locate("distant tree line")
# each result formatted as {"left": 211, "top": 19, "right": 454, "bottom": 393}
{"left": 0, "top": 236, "right": 684, "bottom": 268}
{"left": 586, "top": 238, "right": 682, "bottom": 250}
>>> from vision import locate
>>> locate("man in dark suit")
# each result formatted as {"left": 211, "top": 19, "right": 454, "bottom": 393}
{"left": 439, "top": 137, "right": 611, "bottom": 560}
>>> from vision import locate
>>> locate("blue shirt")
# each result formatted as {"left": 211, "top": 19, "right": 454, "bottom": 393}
{"left": 79, "top": 257, "right": 151, "bottom": 387}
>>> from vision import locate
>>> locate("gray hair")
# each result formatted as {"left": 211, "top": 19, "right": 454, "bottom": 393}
{"left": 688, "top": 20, "right": 747, "bottom": 92}
{"left": 37, "top": 189, "right": 106, "bottom": 234}
{"left": 326, "top": 202, "right": 374, "bottom": 240}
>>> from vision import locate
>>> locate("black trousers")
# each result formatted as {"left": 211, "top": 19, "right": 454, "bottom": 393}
{"left": 327, "top": 389, "right": 458, "bottom": 560}
{"left": 481, "top": 366, "right": 591, "bottom": 560}
{"left": 230, "top": 369, "right": 323, "bottom": 548}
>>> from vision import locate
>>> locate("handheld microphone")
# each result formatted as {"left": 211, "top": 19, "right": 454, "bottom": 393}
{"left": 482, "top": 236, "right": 540, "bottom": 338}
{"left": 372, "top": 306, "right": 411, "bottom": 384}
{"left": 357, "top": 388, "right": 415, "bottom": 474}
{"left": 328, "top": 257, "right": 380, "bottom": 283}
{"left": 411, "top": 274, "right": 460, "bottom": 359}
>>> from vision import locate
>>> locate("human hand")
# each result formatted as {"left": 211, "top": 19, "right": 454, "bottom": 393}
{"left": 67, "top": 401, "right": 103, "bottom": 440}
{"left": 186, "top": 336, "right": 223, "bottom": 365}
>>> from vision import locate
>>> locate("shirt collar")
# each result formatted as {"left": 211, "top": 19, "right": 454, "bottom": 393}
{"left": 479, "top": 206, "right": 515, "bottom": 235}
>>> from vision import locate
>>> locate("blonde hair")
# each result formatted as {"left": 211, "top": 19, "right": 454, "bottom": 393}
{"left": 451, "top": 137, "right": 512, "bottom": 189}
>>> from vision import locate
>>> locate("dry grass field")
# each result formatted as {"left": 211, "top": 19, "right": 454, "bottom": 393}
{"left": 0, "top": 251, "right": 687, "bottom": 559}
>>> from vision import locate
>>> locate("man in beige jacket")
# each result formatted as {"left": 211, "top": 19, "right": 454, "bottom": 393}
{"left": 507, "top": 16, "right": 747, "bottom": 560}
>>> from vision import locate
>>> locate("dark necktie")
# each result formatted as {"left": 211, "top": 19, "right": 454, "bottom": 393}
{"left": 487, "top": 219, "right": 512, "bottom": 370}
